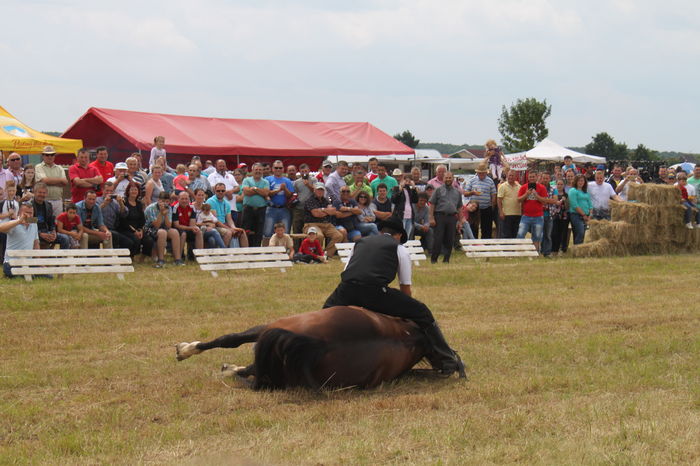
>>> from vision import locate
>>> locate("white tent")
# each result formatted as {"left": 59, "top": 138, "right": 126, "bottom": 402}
{"left": 523, "top": 138, "right": 606, "bottom": 164}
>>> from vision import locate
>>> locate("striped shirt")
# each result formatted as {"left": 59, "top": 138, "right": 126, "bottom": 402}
{"left": 465, "top": 176, "right": 497, "bottom": 208}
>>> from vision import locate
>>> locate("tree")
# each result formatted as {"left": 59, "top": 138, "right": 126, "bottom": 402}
{"left": 585, "top": 132, "right": 629, "bottom": 159}
{"left": 631, "top": 144, "right": 657, "bottom": 161}
{"left": 497, "top": 98, "right": 551, "bottom": 152}
{"left": 394, "top": 130, "right": 420, "bottom": 148}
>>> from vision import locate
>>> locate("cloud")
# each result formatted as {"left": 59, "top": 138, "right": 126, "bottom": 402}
{"left": 1, "top": 0, "right": 699, "bottom": 151}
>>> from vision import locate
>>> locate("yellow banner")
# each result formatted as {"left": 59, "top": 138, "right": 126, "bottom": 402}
{"left": 0, "top": 106, "right": 82, "bottom": 155}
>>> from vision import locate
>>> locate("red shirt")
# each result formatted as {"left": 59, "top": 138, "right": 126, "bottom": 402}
{"left": 679, "top": 184, "right": 689, "bottom": 201}
{"left": 366, "top": 172, "right": 378, "bottom": 183}
{"left": 56, "top": 212, "right": 81, "bottom": 231}
{"left": 172, "top": 204, "right": 195, "bottom": 227}
{"left": 517, "top": 183, "right": 548, "bottom": 217}
{"left": 299, "top": 238, "right": 323, "bottom": 259}
{"left": 89, "top": 160, "right": 114, "bottom": 196}
{"left": 68, "top": 163, "right": 101, "bottom": 202}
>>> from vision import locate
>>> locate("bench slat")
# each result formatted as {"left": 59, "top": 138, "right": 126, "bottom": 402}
{"left": 460, "top": 239, "right": 534, "bottom": 245}
{"left": 193, "top": 247, "right": 286, "bottom": 256}
{"left": 341, "top": 253, "right": 426, "bottom": 263}
{"left": 465, "top": 251, "right": 539, "bottom": 258}
{"left": 6, "top": 248, "right": 130, "bottom": 257}
{"left": 336, "top": 240, "right": 421, "bottom": 251}
{"left": 463, "top": 245, "right": 537, "bottom": 252}
{"left": 10, "top": 265, "right": 135, "bottom": 275}
{"left": 200, "top": 261, "right": 293, "bottom": 271}
{"left": 197, "top": 254, "right": 291, "bottom": 264}
{"left": 8, "top": 257, "right": 133, "bottom": 266}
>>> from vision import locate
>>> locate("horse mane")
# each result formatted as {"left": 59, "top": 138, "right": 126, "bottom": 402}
{"left": 253, "top": 328, "right": 327, "bottom": 390}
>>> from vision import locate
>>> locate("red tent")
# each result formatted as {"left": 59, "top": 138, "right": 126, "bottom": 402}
{"left": 61, "top": 107, "right": 414, "bottom": 169}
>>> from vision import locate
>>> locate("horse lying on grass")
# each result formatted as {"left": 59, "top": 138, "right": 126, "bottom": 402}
{"left": 176, "top": 306, "right": 463, "bottom": 390}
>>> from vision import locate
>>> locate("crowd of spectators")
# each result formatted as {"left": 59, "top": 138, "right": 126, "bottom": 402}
{"left": 2, "top": 141, "right": 699, "bottom": 276}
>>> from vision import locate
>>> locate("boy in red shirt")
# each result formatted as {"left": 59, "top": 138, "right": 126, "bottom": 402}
{"left": 56, "top": 203, "right": 83, "bottom": 248}
{"left": 293, "top": 227, "right": 327, "bottom": 263}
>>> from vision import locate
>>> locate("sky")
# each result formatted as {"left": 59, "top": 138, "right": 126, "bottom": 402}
{"left": 1, "top": 0, "right": 698, "bottom": 152}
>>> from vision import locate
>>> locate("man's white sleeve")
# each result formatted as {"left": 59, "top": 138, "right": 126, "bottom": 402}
{"left": 397, "top": 244, "right": 412, "bottom": 285}
{"left": 342, "top": 244, "right": 354, "bottom": 271}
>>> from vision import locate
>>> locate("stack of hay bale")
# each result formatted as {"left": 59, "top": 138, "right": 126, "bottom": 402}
{"left": 571, "top": 183, "right": 700, "bottom": 257}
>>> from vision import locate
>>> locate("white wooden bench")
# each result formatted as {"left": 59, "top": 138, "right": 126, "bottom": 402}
{"left": 336, "top": 239, "right": 427, "bottom": 266}
{"left": 194, "top": 246, "right": 293, "bottom": 277}
{"left": 6, "top": 248, "right": 134, "bottom": 282}
{"left": 460, "top": 239, "right": 539, "bottom": 259}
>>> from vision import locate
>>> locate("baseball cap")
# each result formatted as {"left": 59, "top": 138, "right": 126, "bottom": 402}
{"left": 314, "top": 182, "right": 326, "bottom": 191}
{"left": 237, "top": 163, "right": 248, "bottom": 169}
{"left": 115, "top": 162, "right": 128, "bottom": 170}
{"left": 307, "top": 227, "right": 318, "bottom": 234}
{"left": 322, "top": 160, "right": 333, "bottom": 168}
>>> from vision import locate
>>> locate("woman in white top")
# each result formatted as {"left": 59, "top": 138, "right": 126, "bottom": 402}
{"left": 143, "top": 166, "right": 165, "bottom": 206}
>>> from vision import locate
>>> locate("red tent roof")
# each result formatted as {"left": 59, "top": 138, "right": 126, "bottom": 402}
{"left": 62, "top": 107, "right": 414, "bottom": 158}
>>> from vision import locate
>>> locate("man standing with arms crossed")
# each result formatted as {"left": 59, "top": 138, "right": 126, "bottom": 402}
{"left": 69, "top": 149, "right": 103, "bottom": 203}
{"left": 35, "top": 146, "right": 68, "bottom": 214}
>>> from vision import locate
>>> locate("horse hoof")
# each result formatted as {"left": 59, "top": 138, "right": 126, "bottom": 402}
{"left": 175, "top": 341, "right": 201, "bottom": 361}
{"left": 221, "top": 363, "right": 244, "bottom": 377}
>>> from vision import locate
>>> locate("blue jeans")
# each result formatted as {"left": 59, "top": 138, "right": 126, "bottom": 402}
{"left": 541, "top": 216, "right": 553, "bottom": 256}
{"left": 358, "top": 222, "right": 379, "bottom": 236}
{"left": 402, "top": 218, "right": 414, "bottom": 240}
{"left": 570, "top": 212, "right": 586, "bottom": 245}
{"left": 682, "top": 201, "right": 695, "bottom": 224}
{"left": 516, "top": 215, "right": 544, "bottom": 243}
{"left": 263, "top": 206, "right": 290, "bottom": 238}
{"left": 204, "top": 228, "right": 226, "bottom": 248}
{"left": 462, "top": 223, "right": 475, "bottom": 240}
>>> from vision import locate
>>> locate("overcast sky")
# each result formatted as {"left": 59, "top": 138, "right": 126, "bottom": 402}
{"left": 2, "top": 0, "right": 698, "bottom": 152}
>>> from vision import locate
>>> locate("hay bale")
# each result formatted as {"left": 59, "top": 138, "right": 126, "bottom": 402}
{"left": 570, "top": 238, "right": 627, "bottom": 257}
{"left": 611, "top": 201, "right": 657, "bottom": 224}
{"left": 628, "top": 183, "right": 680, "bottom": 206}
{"left": 587, "top": 220, "right": 639, "bottom": 244}
{"left": 572, "top": 185, "right": 697, "bottom": 258}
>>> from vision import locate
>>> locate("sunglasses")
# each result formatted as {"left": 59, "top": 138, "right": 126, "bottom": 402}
{"left": 216, "top": 189, "right": 226, "bottom": 193}
{"left": 273, "top": 166, "right": 284, "bottom": 169}
{"left": 340, "top": 190, "right": 350, "bottom": 193}
{"left": 9, "top": 158, "right": 20, "bottom": 161}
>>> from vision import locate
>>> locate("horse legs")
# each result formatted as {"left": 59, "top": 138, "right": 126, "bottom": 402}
{"left": 221, "top": 363, "right": 256, "bottom": 388}
{"left": 175, "top": 325, "right": 266, "bottom": 361}
{"left": 221, "top": 363, "right": 256, "bottom": 378}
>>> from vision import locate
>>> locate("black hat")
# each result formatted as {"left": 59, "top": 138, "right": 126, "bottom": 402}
{"left": 378, "top": 217, "right": 408, "bottom": 244}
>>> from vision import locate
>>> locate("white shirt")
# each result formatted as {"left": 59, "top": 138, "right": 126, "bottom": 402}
{"left": 107, "top": 176, "right": 130, "bottom": 197}
{"left": 207, "top": 171, "right": 239, "bottom": 211}
{"left": 587, "top": 181, "right": 617, "bottom": 210}
{"left": 149, "top": 147, "right": 167, "bottom": 168}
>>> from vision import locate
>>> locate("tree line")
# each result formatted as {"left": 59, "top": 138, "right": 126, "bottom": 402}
{"left": 395, "top": 98, "right": 697, "bottom": 163}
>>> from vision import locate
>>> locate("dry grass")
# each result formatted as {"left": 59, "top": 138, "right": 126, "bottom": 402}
{"left": 1, "top": 254, "right": 700, "bottom": 465}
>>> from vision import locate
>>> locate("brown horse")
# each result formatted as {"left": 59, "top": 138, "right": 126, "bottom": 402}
{"left": 175, "top": 306, "right": 433, "bottom": 389}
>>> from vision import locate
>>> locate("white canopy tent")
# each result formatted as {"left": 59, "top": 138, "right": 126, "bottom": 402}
{"left": 522, "top": 138, "right": 606, "bottom": 164}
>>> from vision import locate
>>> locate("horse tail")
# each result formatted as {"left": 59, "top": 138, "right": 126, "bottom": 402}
{"left": 253, "top": 328, "right": 328, "bottom": 390}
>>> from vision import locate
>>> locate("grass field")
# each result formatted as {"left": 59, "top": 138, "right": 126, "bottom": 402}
{"left": 1, "top": 254, "right": 699, "bottom": 465}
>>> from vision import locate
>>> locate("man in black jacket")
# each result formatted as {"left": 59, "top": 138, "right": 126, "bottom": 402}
{"left": 32, "top": 182, "right": 70, "bottom": 249}
{"left": 323, "top": 217, "right": 466, "bottom": 378}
